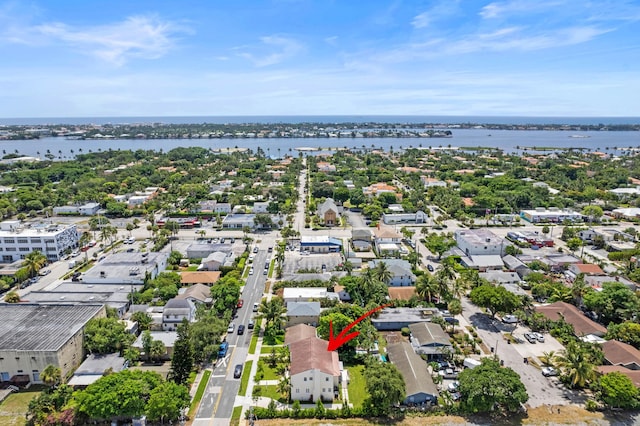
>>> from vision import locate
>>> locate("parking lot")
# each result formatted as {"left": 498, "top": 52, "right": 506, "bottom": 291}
{"left": 281, "top": 251, "right": 343, "bottom": 275}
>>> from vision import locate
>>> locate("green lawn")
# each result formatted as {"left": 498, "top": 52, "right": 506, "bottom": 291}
{"left": 255, "top": 384, "right": 286, "bottom": 403}
{"left": 347, "top": 365, "right": 368, "bottom": 409}
{"left": 262, "top": 334, "right": 284, "bottom": 345}
{"left": 188, "top": 369, "right": 211, "bottom": 417}
{"left": 260, "top": 344, "right": 284, "bottom": 354}
{"left": 257, "top": 358, "right": 280, "bottom": 380}
{"left": 230, "top": 405, "right": 242, "bottom": 426}
{"left": 0, "top": 387, "right": 45, "bottom": 426}
{"left": 238, "top": 360, "right": 253, "bottom": 396}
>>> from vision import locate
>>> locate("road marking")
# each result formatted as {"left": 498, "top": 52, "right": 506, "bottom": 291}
{"left": 209, "top": 346, "right": 235, "bottom": 425}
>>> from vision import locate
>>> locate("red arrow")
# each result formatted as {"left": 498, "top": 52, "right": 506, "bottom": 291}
{"left": 327, "top": 304, "right": 390, "bottom": 351}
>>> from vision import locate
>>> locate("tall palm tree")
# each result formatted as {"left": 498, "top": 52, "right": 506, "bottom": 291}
{"left": 571, "top": 273, "right": 589, "bottom": 306}
{"left": 22, "top": 250, "right": 47, "bottom": 278}
{"left": 415, "top": 274, "right": 438, "bottom": 302}
{"left": 150, "top": 340, "right": 166, "bottom": 363}
{"left": 554, "top": 342, "right": 596, "bottom": 389}
{"left": 258, "top": 298, "right": 286, "bottom": 333}
{"left": 342, "top": 260, "right": 354, "bottom": 276}
{"left": 374, "top": 261, "right": 393, "bottom": 285}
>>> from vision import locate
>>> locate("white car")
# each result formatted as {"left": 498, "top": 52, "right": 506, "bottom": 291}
{"left": 542, "top": 367, "right": 558, "bottom": 377}
{"left": 227, "top": 323, "right": 235, "bottom": 333}
{"left": 249, "top": 268, "right": 254, "bottom": 275}
{"left": 502, "top": 314, "right": 519, "bottom": 324}
{"left": 534, "top": 332, "right": 545, "bottom": 342}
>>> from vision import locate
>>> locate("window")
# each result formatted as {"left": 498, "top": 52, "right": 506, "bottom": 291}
{"left": 309, "top": 377, "right": 313, "bottom": 381}
{"left": 295, "top": 388, "right": 299, "bottom": 393}
{"left": 33, "top": 370, "right": 40, "bottom": 382}
{"left": 19, "top": 247, "right": 29, "bottom": 252}
{"left": 4, "top": 239, "right": 14, "bottom": 243}
{"left": 304, "top": 377, "right": 307, "bottom": 381}
{"left": 31, "top": 238, "right": 41, "bottom": 243}
{"left": 6, "top": 248, "right": 16, "bottom": 251}
{"left": 305, "top": 388, "right": 310, "bottom": 393}
{"left": 17, "top": 239, "right": 28, "bottom": 244}
{"left": 0, "top": 372, "right": 9, "bottom": 381}
{"left": 326, "top": 377, "right": 329, "bottom": 381}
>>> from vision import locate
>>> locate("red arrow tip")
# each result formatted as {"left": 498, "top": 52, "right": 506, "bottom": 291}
{"left": 327, "top": 319, "right": 361, "bottom": 351}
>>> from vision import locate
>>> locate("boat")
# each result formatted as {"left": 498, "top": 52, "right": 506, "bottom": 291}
{"left": 569, "top": 134, "right": 591, "bottom": 138}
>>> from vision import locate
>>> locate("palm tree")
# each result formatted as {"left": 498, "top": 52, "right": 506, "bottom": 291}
{"left": 374, "top": 261, "right": 393, "bottom": 285}
{"left": 415, "top": 274, "right": 438, "bottom": 302}
{"left": 276, "top": 375, "right": 291, "bottom": 402}
{"left": 540, "top": 351, "right": 557, "bottom": 367}
{"left": 571, "top": 273, "right": 589, "bottom": 306}
{"left": 22, "top": 250, "right": 48, "bottom": 278}
{"left": 554, "top": 342, "right": 596, "bottom": 389}
{"left": 150, "top": 340, "right": 166, "bottom": 363}
{"left": 258, "top": 298, "right": 286, "bottom": 334}
{"left": 342, "top": 260, "right": 354, "bottom": 276}
{"left": 40, "top": 364, "right": 61, "bottom": 388}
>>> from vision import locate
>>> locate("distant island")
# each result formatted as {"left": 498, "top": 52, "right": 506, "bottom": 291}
{"left": 0, "top": 120, "right": 638, "bottom": 141}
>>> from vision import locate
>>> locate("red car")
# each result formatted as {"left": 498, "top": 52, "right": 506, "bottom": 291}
{"left": 237, "top": 299, "right": 244, "bottom": 308}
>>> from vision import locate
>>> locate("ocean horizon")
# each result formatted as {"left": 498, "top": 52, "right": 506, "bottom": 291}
{"left": 1, "top": 115, "right": 640, "bottom": 126}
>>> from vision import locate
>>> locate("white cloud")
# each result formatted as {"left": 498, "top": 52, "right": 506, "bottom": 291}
{"left": 33, "top": 16, "right": 184, "bottom": 66}
{"left": 236, "top": 35, "right": 303, "bottom": 67}
{"left": 479, "top": 1, "right": 566, "bottom": 19}
{"left": 412, "top": 0, "right": 460, "bottom": 29}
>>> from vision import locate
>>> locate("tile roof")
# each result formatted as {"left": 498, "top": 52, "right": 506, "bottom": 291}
{"left": 535, "top": 302, "right": 606, "bottom": 336}
{"left": 387, "top": 287, "right": 417, "bottom": 300}
{"left": 285, "top": 324, "right": 317, "bottom": 345}
{"left": 289, "top": 336, "right": 340, "bottom": 376}
{"left": 176, "top": 283, "right": 212, "bottom": 303}
{"left": 596, "top": 366, "right": 640, "bottom": 387}
{"left": 602, "top": 340, "right": 640, "bottom": 368}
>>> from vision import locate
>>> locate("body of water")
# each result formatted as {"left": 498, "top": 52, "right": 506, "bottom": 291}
{"left": 2, "top": 129, "right": 640, "bottom": 159}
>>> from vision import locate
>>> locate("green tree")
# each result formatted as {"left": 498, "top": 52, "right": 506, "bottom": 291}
{"left": 583, "top": 281, "right": 640, "bottom": 324}
{"left": 169, "top": 320, "right": 194, "bottom": 385}
{"left": 416, "top": 273, "right": 438, "bottom": 302}
{"left": 554, "top": 341, "right": 597, "bottom": 389}
{"left": 447, "top": 299, "right": 463, "bottom": 332}
{"left": 84, "top": 317, "right": 135, "bottom": 355}
{"left": 74, "top": 370, "right": 163, "bottom": 420}
{"left": 606, "top": 322, "right": 640, "bottom": 349}
{"left": 363, "top": 359, "right": 405, "bottom": 416}
{"left": 4, "top": 290, "right": 20, "bottom": 303}
{"left": 373, "top": 261, "right": 393, "bottom": 284}
{"left": 40, "top": 364, "right": 62, "bottom": 388}
{"left": 150, "top": 340, "right": 166, "bottom": 363}
{"left": 458, "top": 358, "right": 528, "bottom": 413}
{"left": 22, "top": 250, "right": 48, "bottom": 278}
{"left": 131, "top": 311, "right": 153, "bottom": 331}
{"left": 258, "top": 298, "right": 286, "bottom": 334}
{"left": 469, "top": 283, "right": 521, "bottom": 318}
{"left": 424, "top": 233, "right": 456, "bottom": 260}
{"left": 146, "top": 381, "right": 190, "bottom": 423}
{"left": 582, "top": 205, "right": 603, "bottom": 223}
{"left": 596, "top": 372, "right": 639, "bottom": 409}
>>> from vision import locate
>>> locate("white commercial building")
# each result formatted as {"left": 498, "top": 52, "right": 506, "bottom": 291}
{"left": 0, "top": 220, "right": 79, "bottom": 263}
{"left": 454, "top": 228, "right": 504, "bottom": 257}
{"left": 519, "top": 207, "right": 583, "bottom": 223}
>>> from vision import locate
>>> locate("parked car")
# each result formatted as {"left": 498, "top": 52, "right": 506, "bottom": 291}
{"left": 38, "top": 269, "right": 51, "bottom": 276}
{"left": 253, "top": 246, "right": 259, "bottom": 253}
{"left": 502, "top": 314, "right": 519, "bottom": 324}
{"left": 237, "top": 299, "right": 244, "bottom": 308}
{"left": 533, "top": 332, "right": 545, "bottom": 342}
{"left": 443, "top": 317, "right": 459, "bottom": 325}
{"left": 237, "top": 325, "right": 245, "bottom": 335}
{"left": 248, "top": 319, "right": 255, "bottom": 329}
{"left": 249, "top": 268, "right": 254, "bottom": 275}
{"left": 227, "top": 323, "right": 235, "bottom": 333}
{"left": 542, "top": 367, "right": 558, "bottom": 377}
{"left": 218, "top": 341, "right": 229, "bottom": 358}
{"left": 253, "top": 303, "right": 259, "bottom": 312}
{"left": 447, "top": 381, "right": 460, "bottom": 392}
{"left": 427, "top": 264, "right": 434, "bottom": 272}
{"left": 524, "top": 333, "right": 537, "bottom": 343}
{"left": 233, "top": 364, "right": 243, "bottom": 378}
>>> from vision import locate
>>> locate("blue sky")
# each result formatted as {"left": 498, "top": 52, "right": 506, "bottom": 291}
{"left": 1, "top": 0, "right": 640, "bottom": 118}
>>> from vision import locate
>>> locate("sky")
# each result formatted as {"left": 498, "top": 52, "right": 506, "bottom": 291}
{"left": 1, "top": 0, "right": 640, "bottom": 118}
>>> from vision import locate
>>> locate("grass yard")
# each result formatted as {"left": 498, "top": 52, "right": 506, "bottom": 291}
{"left": 230, "top": 405, "right": 243, "bottom": 426}
{"left": 263, "top": 334, "right": 284, "bottom": 346}
{"left": 188, "top": 369, "right": 211, "bottom": 417}
{"left": 238, "top": 360, "right": 253, "bottom": 396}
{"left": 257, "top": 358, "right": 280, "bottom": 380}
{"left": 0, "top": 387, "right": 45, "bottom": 426}
{"left": 248, "top": 319, "right": 262, "bottom": 354}
{"left": 346, "top": 364, "right": 367, "bottom": 409}
{"left": 255, "top": 384, "right": 286, "bottom": 403}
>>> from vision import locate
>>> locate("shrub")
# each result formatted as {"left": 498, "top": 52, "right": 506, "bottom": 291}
{"left": 401, "top": 327, "right": 410, "bottom": 336}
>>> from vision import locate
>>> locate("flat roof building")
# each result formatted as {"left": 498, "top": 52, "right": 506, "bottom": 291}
{"left": 0, "top": 220, "right": 79, "bottom": 263}
{"left": 82, "top": 252, "right": 168, "bottom": 284}
{"left": 0, "top": 304, "right": 106, "bottom": 385}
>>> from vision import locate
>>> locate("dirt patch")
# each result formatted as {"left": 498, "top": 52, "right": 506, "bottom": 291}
{"left": 523, "top": 405, "right": 606, "bottom": 425}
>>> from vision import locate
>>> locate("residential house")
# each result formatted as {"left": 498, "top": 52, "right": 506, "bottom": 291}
{"left": 566, "top": 263, "right": 605, "bottom": 282}
{"left": 132, "top": 331, "right": 177, "bottom": 360}
{"left": 67, "top": 353, "right": 127, "bottom": 387}
{"left": 596, "top": 365, "right": 640, "bottom": 387}
{"left": 502, "top": 255, "right": 532, "bottom": 279}
{"left": 351, "top": 228, "right": 373, "bottom": 251}
{"left": 601, "top": 340, "right": 640, "bottom": 370}
{"left": 367, "top": 259, "right": 416, "bottom": 286}
{"left": 421, "top": 177, "right": 447, "bottom": 188}
{"left": 253, "top": 202, "right": 270, "bottom": 213}
{"left": 387, "top": 287, "right": 417, "bottom": 301}
{"left": 373, "top": 226, "right": 402, "bottom": 255}
{"left": 479, "top": 271, "right": 521, "bottom": 285}
{"left": 535, "top": 302, "right": 606, "bottom": 337}
{"left": 180, "top": 271, "right": 221, "bottom": 287}
{"left": 162, "top": 299, "right": 196, "bottom": 331}
{"left": 283, "top": 288, "right": 339, "bottom": 304}
{"left": 284, "top": 324, "right": 317, "bottom": 345}
{"left": 372, "top": 307, "right": 440, "bottom": 331}
{"left": 408, "top": 323, "right": 453, "bottom": 360}
{"left": 286, "top": 302, "right": 321, "bottom": 327}
{"left": 175, "top": 283, "right": 213, "bottom": 305}
{"left": 362, "top": 182, "right": 402, "bottom": 201}
{"left": 200, "top": 252, "right": 234, "bottom": 271}
{"left": 386, "top": 342, "right": 438, "bottom": 405}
